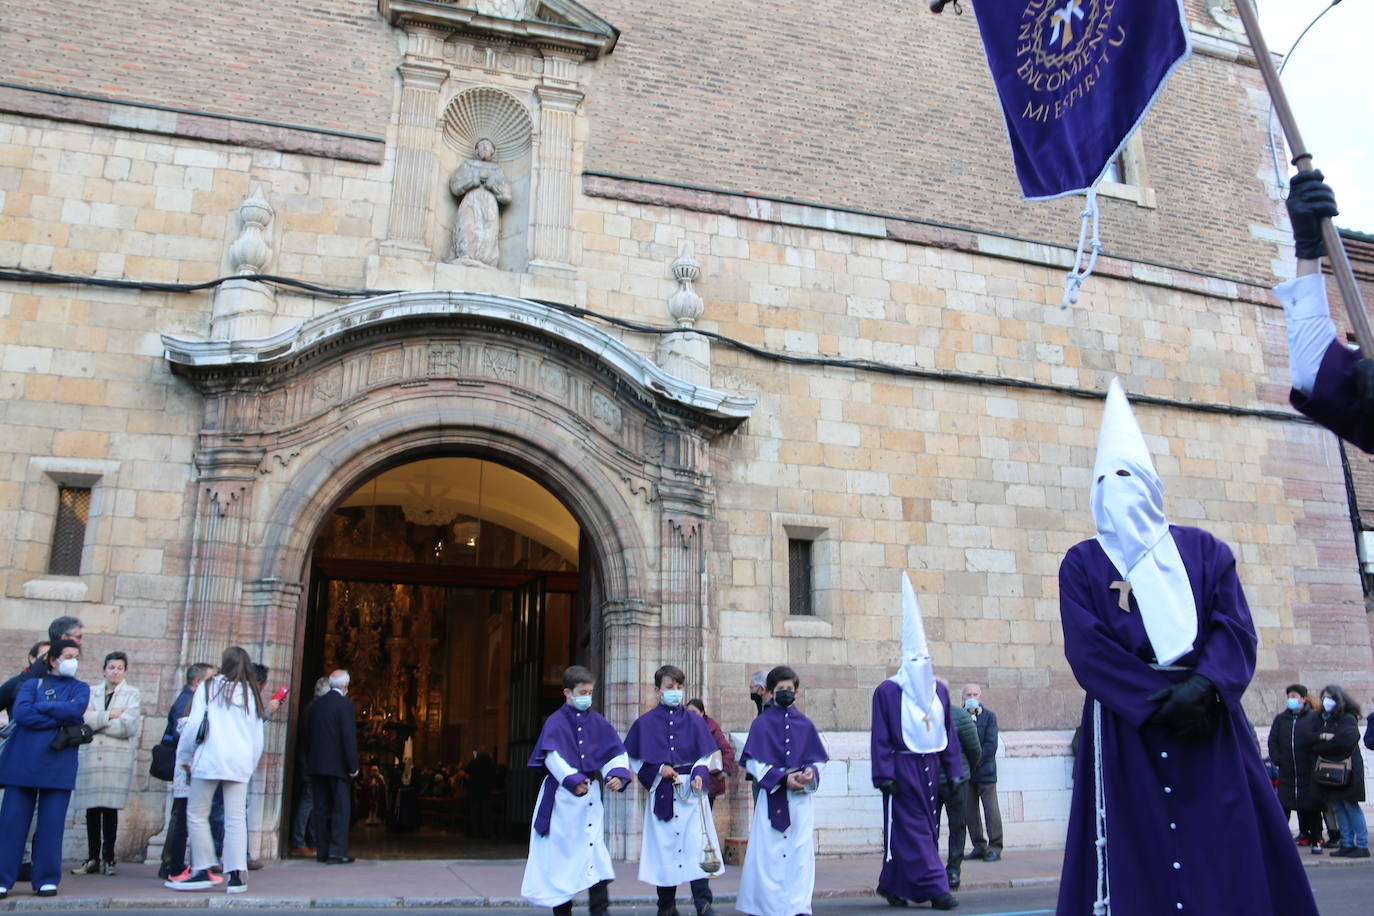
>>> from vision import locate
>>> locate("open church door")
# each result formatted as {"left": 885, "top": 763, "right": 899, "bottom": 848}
{"left": 504, "top": 575, "right": 547, "bottom": 838}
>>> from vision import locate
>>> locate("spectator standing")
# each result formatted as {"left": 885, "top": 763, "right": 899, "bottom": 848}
{"left": 938, "top": 692, "right": 981, "bottom": 891}
{"left": 748, "top": 670, "right": 771, "bottom": 717}
{"left": 288, "top": 676, "right": 330, "bottom": 857}
{"left": 304, "top": 670, "right": 360, "bottom": 864}
{"left": 0, "top": 642, "right": 49, "bottom": 719}
{"left": 462, "top": 746, "right": 497, "bottom": 839}
{"left": 0, "top": 639, "right": 90, "bottom": 899}
{"left": 71, "top": 652, "right": 143, "bottom": 876}
{"left": 962, "top": 683, "right": 1003, "bottom": 862}
{"left": 167, "top": 647, "right": 264, "bottom": 895}
{"left": 1312, "top": 685, "right": 1369, "bottom": 858}
{"left": 159, "top": 663, "right": 215, "bottom": 881}
{"left": 686, "top": 698, "right": 736, "bottom": 808}
{"left": 1268, "top": 684, "right": 1323, "bottom": 850}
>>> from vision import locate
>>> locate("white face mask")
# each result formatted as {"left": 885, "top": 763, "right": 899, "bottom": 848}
{"left": 57, "top": 658, "right": 79, "bottom": 677}
{"left": 1322, "top": 697, "right": 1337, "bottom": 713}
{"left": 661, "top": 689, "right": 684, "bottom": 708}
{"left": 572, "top": 695, "right": 592, "bottom": 711}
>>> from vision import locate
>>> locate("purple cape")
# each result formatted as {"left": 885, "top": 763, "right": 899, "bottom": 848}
{"left": 1057, "top": 527, "right": 1318, "bottom": 915}
{"left": 870, "top": 678, "right": 961, "bottom": 903}
{"left": 741, "top": 703, "right": 828, "bottom": 831}
{"left": 1289, "top": 339, "right": 1374, "bottom": 453}
{"left": 528, "top": 703, "right": 629, "bottom": 836}
{"left": 624, "top": 703, "right": 717, "bottom": 819}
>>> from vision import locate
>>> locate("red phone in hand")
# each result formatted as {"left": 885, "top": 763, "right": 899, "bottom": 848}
{"left": 270, "top": 685, "right": 289, "bottom": 703}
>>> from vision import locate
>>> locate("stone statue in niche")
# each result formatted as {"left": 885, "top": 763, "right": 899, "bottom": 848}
{"left": 449, "top": 138, "right": 512, "bottom": 267}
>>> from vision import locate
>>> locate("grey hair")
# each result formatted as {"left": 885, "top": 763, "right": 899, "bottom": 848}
{"left": 329, "top": 670, "right": 351, "bottom": 689}
{"left": 313, "top": 677, "right": 331, "bottom": 697}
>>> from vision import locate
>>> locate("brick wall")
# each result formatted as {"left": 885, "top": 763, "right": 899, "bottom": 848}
{"left": 0, "top": 1, "right": 395, "bottom": 136}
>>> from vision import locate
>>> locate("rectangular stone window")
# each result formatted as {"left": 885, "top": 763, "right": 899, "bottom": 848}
{"left": 1098, "top": 133, "right": 1157, "bottom": 208}
{"left": 47, "top": 486, "right": 91, "bottom": 576}
{"left": 788, "top": 537, "right": 814, "bottom": 616}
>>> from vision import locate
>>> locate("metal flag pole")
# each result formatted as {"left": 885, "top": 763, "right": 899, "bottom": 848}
{"left": 1233, "top": 0, "right": 1373, "bottom": 355}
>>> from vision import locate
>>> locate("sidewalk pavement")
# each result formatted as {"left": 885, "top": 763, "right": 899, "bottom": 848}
{"left": 0, "top": 847, "right": 1364, "bottom": 910}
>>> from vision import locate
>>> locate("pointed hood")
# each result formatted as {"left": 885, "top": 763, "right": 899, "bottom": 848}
{"left": 889, "top": 572, "right": 946, "bottom": 753}
{"left": 1089, "top": 378, "right": 1197, "bottom": 666}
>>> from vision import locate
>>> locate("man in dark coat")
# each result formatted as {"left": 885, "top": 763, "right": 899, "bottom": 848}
{"left": 303, "top": 670, "right": 359, "bottom": 864}
{"left": 1057, "top": 380, "right": 1319, "bottom": 915}
{"left": 0, "top": 643, "right": 49, "bottom": 719}
{"left": 962, "top": 683, "right": 1002, "bottom": 862}
{"left": 936, "top": 691, "right": 980, "bottom": 891}
{"left": 1267, "top": 684, "right": 1322, "bottom": 849}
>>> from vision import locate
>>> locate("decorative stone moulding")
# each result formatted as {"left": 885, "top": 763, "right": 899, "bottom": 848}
{"left": 378, "top": 0, "right": 619, "bottom": 59}
{"left": 161, "top": 291, "right": 755, "bottom": 423}
{"left": 443, "top": 88, "right": 534, "bottom": 160}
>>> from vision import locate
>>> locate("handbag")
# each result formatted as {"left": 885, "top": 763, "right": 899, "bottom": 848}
{"left": 194, "top": 681, "right": 210, "bottom": 746}
{"left": 1313, "top": 754, "right": 1353, "bottom": 788}
{"left": 150, "top": 738, "right": 176, "bottom": 781}
{"left": 39, "top": 678, "right": 95, "bottom": 751}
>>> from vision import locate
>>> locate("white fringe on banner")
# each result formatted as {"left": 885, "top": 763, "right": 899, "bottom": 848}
{"left": 1061, "top": 187, "right": 1102, "bottom": 309}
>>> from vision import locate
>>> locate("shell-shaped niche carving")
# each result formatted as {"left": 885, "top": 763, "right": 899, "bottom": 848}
{"left": 442, "top": 88, "right": 534, "bottom": 161}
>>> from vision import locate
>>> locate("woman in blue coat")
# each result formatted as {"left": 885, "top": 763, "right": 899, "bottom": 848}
{"left": 0, "top": 639, "right": 89, "bottom": 899}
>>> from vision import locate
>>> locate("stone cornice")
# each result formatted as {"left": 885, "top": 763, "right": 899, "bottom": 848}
{"left": 162, "top": 291, "right": 755, "bottom": 424}
{"left": 378, "top": 0, "right": 618, "bottom": 59}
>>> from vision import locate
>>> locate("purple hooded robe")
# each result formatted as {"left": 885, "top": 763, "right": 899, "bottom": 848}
{"left": 1290, "top": 339, "right": 1374, "bottom": 453}
{"left": 1056, "top": 525, "right": 1318, "bottom": 915}
{"left": 871, "top": 678, "right": 964, "bottom": 904}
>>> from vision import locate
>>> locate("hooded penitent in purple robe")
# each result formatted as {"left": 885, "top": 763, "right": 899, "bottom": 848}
{"left": 1057, "top": 527, "right": 1319, "bottom": 916}
{"left": 871, "top": 678, "right": 963, "bottom": 905}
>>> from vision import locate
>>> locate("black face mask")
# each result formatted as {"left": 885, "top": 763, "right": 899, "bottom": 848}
{"left": 774, "top": 689, "right": 796, "bottom": 708}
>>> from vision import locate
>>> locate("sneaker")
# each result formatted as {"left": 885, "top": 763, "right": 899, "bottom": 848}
{"left": 36, "top": 885, "right": 57, "bottom": 897}
{"left": 246, "top": 857, "right": 263, "bottom": 871}
{"left": 102, "top": 860, "right": 117, "bottom": 876}
{"left": 71, "top": 858, "right": 99, "bottom": 875}
{"left": 1297, "top": 837, "right": 1312, "bottom": 847}
{"left": 1347, "top": 847, "right": 1371, "bottom": 858}
{"left": 0, "top": 888, "right": 8, "bottom": 901}
{"left": 226, "top": 870, "right": 247, "bottom": 894}
{"left": 166, "top": 868, "right": 218, "bottom": 891}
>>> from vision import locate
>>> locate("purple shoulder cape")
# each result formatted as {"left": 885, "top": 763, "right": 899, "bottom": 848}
{"left": 1290, "top": 339, "right": 1374, "bottom": 453}
{"left": 528, "top": 704, "right": 629, "bottom": 836}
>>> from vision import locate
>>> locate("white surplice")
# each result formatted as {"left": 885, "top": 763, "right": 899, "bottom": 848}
{"left": 736, "top": 758, "right": 821, "bottom": 916}
{"left": 630, "top": 751, "right": 724, "bottom": 886}
{"left": 521, "top": 748, "right": 631, "bottom": 907}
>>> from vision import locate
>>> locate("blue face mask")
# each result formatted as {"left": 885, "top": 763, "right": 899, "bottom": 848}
{"left": 964, "top": 697, "right": 981, "bottom": 711}
{"left": 572, "top": 695, "right": 593, "bottom": 711}
{"left": 661, "top": 689, "right": 684, "bottom": 708}
{"left": 1286, "top": 697, "right": 1302, "bottom": 712}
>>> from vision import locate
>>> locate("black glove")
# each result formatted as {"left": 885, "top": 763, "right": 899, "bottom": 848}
{"left": 1287, "top": 170, "right": 1339, "bottom": 260}
{"left": 875, "top": 778, "right": 895, "bottom": 796}
{"left": 1147, "top": 673, "right": 1221, "bottom": 740}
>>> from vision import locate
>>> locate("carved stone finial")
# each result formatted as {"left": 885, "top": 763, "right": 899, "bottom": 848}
{"left": 474, "top": 0, "right": 540, "bottom": 19}
{"left": 228, "top": 185, "right": 274, "bottom": 276}
{"left": 667, "top": 242, "right": 704, "bottom": 328}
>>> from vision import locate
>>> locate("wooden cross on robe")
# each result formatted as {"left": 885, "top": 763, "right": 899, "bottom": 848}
{"left": 922, "top": 713, "right": 932, "bottom": 732}
{"left": 1109, "top": 580, "right": 1132, "bottom": 612}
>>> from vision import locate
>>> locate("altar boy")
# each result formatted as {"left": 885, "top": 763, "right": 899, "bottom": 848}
{"left": 735, "top": 666, "right": 829, "bottom": 916}
{"left": 625, "top": 665, "right": 723, "bottom": 916}
{"left": 521, "top": 666, "right": 632, "bottom": 916}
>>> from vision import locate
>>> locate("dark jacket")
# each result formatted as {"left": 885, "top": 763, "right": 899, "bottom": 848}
{"left": 1312, "top": 710, "right": 1366, "bottom": 804}
{"left": 0, "top": 672, "right": 90, "bottom": 790}
{"left": 1267, "top": 707, "right": 1320, "bottom": 811}
{"left": 162, "top": 684, "right": 195, "bottom": 742}
{"left": 970, "top": 706, "right": 999, "bottom": 783}
{"left": 0, "top": 657, "right": 47, "bottom": 718}
{"left": 702, "top": 713, "right": 736, "bottom": 799}
{"left": 1366, "top": 712, "right": 1374, "bottom": 751}
{"left": 303, "top": 689, "right": 359, "bottom": 779}
{"left": 941, "top": 704, "right": 981, "bottom": 786}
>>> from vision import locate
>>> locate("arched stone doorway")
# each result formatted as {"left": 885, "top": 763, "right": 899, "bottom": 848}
{"left": 297, "top": 454, "right": 589, "bottom": 856}
{"left": 161, "top": 292, "right": 753, "bottom": 860}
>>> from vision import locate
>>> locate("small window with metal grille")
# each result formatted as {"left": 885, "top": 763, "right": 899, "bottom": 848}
{"left": 788, "top": 537, "right": 814, "bottom": 616}
{"left": 47, "top": 486, "right": 91, "bottom": 576}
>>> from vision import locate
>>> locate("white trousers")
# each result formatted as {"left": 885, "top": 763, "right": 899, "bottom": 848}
{"left": 188, "top": 778, "right": 247, "bottom": 873}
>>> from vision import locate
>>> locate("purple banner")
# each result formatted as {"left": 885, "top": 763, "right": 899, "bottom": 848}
{"left": 973, "top": 0, "right": 1191, "bottom": 200}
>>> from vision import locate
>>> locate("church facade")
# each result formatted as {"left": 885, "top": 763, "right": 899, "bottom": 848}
{"left": 2, "top": 0, "right": 1371, "bottom": 861}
